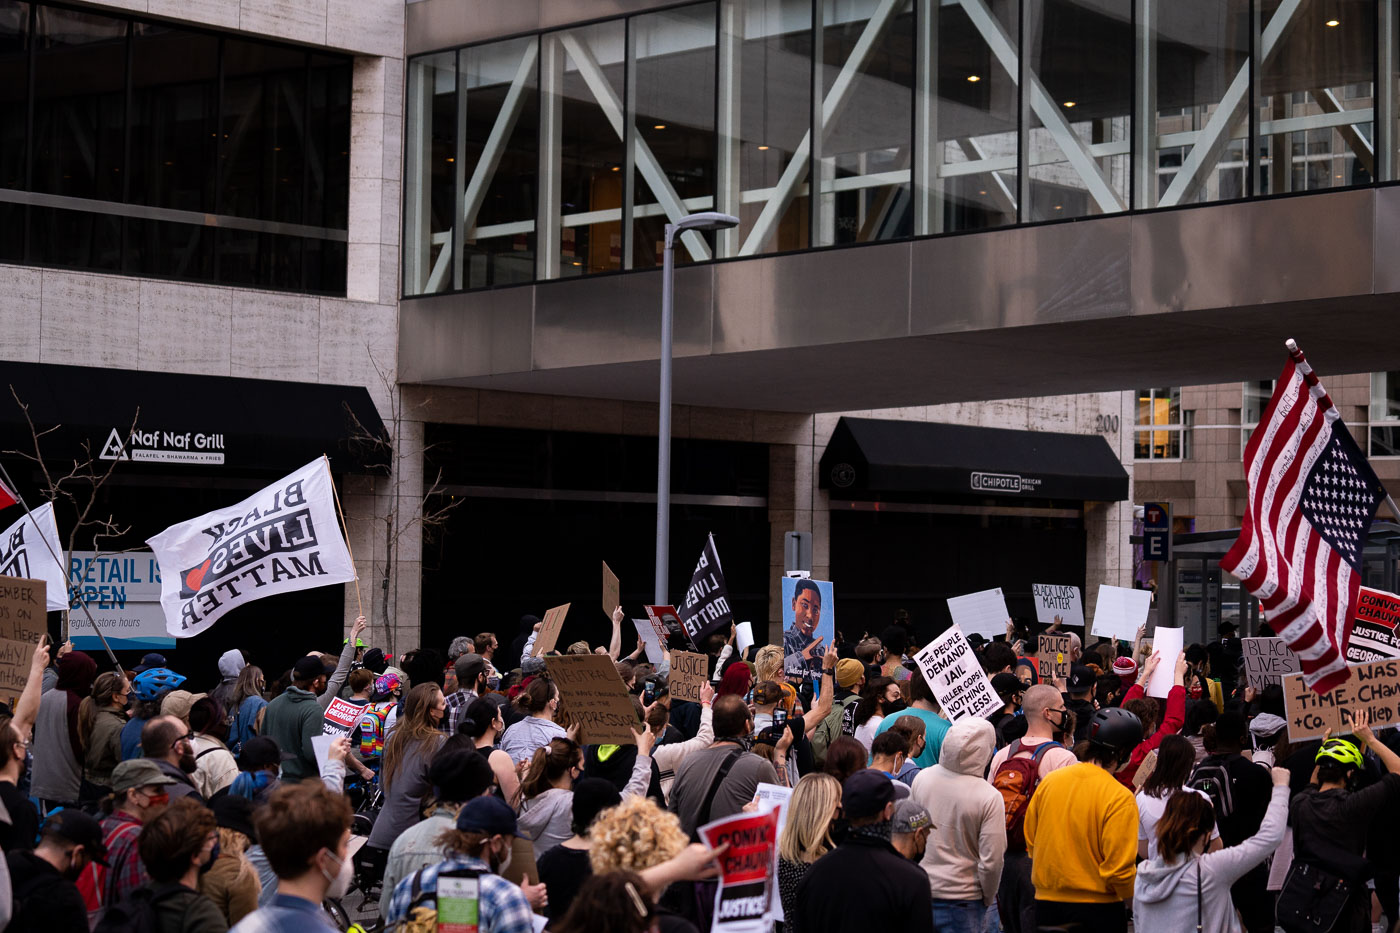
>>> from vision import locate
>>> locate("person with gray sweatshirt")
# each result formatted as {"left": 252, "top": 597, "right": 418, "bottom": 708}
{"left": 1134, "top": 765, "right": 1291, "bottom": 933}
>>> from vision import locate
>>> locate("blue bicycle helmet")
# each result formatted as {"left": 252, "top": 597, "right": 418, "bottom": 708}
{"left": 132, "top": 667, "right": 186, "bottom": 701}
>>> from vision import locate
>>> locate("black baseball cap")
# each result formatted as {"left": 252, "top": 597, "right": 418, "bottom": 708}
{"left": 842, "top": 769, "right": 895, "bottom": 820}
{"left": 293, "top": 655, "right": 335, "bottom": 680}
{"left": 237, "top": 736, "right": 293, "bottom": 772}
{"left": 133, "top": 652, "right": 168, "bottom": 674}
{"left": 1067, "top": 665, "right": 1097, "bottom": 693}
{"left": 991, "top": 673, "right": 1026, "bottom": 700}
{"left": 456, "top": 796, "right": 519, "bottom": 836}
{"left": 44, "top": 809, "right": 108, "bottom": 865}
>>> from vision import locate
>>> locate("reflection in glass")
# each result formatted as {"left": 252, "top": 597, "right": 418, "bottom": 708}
{"left": 0, "top": 2, "right": 26, "bottom": 263}
{"left": 543, "top": 20, "right": 626, "bottom": 278}
{"left": 814, "top": 0, "right": 914, "bottom": 247}
{"left": 404, "top": 50, "right": 457, "bottom": 295}
{"left": 1023, "top": 0, "right": 1130, "bottom": 220}
{"left": 459, "top": 37, "right": 538, "bottom": 289}
{"left": 1255, "top": 0, "right": 1373, "bottom": 196}
{"left": 1143, "top": 0, "right": 1249, "bottom": 208}
{"left": 220, "top": 40, "right": 310, "bottom": 224}
{"left": 931, "top": 0, "right": 1019, "bottom": 232}
{"left": 720, "top": 0, "right": 812, "bottom": 257}
{"left": 630, "top": 3, "right": 716, "bottom": 269}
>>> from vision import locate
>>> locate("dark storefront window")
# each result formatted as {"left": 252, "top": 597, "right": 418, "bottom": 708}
{"left": 0, "top": 1, "right": 351, "bottom": 294}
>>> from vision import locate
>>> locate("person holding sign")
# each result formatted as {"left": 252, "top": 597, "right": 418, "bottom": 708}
{"left": 1284, "top": 708, "right": 1400, "bottom": 933}
{"left": 783, "top": 579, "right": 827, "bottom": 677}
{"left": 1024, "top": 708, "right": 1143, "bottom": 933}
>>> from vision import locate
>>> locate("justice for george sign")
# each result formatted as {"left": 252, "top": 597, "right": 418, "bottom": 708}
{"left": 1348, "top": 587, "right": 1400, "bottom": 663}
{"left": 668, "top": 650, "right": 708, "bottom": 704}
{"left": 545, "top": 654, "right": 640, "bottom": 744}
{"left": 1282, "top": 657, "right": 1400, "bottom": 741}
{"left": 0, "top": 576, "right": 45, "bottom": 708}
{"left": 913, "top": 624, "right": 1002, "bottom": 722}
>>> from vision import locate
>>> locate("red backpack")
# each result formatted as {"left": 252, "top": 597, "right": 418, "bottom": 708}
{"left": 991, "top": 739, "right": 1061, "bottom": 851}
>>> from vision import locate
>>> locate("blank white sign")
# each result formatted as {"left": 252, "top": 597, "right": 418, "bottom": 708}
{"left": 1092, "top": 585, "right": 1151, "bottom": 643}
{"left": 947, "top": 587, "right": 1011, "bottom": 639}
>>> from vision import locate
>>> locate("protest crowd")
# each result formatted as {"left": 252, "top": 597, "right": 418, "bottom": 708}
{"left": 2, "top": 593, "right": 1399, "bottom": 933}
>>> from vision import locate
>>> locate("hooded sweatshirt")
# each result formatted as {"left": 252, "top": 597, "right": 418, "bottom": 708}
{"left": 1133, "top": 784, "right": 1288, "bottom": 933}
{"left": 909, "top": 717, "right": 1006, "bottom": 905}
{"left": 259, "top": 686, "right": 322, "bottom": 780}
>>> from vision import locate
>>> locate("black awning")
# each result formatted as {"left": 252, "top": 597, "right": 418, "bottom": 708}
{"left": 0, "top": 362, "right": 389, "bottom": 475}
{"left": 819, "top": 416, "right": 1129, "bottom": 501}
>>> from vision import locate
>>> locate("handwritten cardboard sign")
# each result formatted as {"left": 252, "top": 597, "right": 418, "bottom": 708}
{"left": 1031, "top": 584, "right": 1084, "bottom": 628}
{"left": 0, "top": 577, "right": 45, "bottom": 708}
{"left": 913, "top": 624, "right": 1002, "bottom": 722}
{"left": 946, "top": 587, "right": 1010, "bottom": 639}
{"left": 1348, "top": 587, "right": 1400, "bottom": 663}
{"left": 1037, "top": 633, "right": 1070, "bottom": 681}
{"left": 1243, "top": 637, "right": 1302, "bottom": 689}
{"left": 533, "top": 603, "right": 570, "bottom": 657}
{"left": 669, "top": 650, "right": 709, "bottom": 704}
{"left": 602, "top": 561, "right": 620, "bottom": 619}
{"left": 545, "top": 654, "right": 639, "bottom": 744}
{"left": 1283, "top": 657, "right": 1400, "bottom": 741}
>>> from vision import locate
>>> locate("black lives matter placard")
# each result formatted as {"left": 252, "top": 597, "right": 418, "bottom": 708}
{"left": 679, "top": 534, "right": 732, "bottom": 644}
{"left": 146, "top": 458, "right": 355, "bottom": 638}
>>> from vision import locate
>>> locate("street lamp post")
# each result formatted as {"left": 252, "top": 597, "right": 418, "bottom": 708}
{"left": 656, "top": 212, "right": 739, "bottom": 605}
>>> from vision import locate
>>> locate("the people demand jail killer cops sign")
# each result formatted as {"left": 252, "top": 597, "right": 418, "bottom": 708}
{"left": 147, "top": 458, "right": 356, "bottom": 638}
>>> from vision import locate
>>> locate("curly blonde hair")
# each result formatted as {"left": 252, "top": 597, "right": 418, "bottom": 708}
{"left": 588, "top": 796, "right": 687, "bottom": 874}
{"left": 754, "top": 645, "right": 783, "bottom": 684}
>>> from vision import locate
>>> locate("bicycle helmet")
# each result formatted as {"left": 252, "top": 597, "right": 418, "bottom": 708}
{"left": 1316, "top": 737, "right": 1364, "bottom": 770}
{"left": 1086, "top": 707, "right": 1143, "bottom": 752}
{"left": 132, "top": 667, "right": 187, "bottom": 701}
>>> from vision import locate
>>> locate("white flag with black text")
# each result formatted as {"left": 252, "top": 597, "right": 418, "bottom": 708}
{"left": 0, "top": 502, "right": 68, "bottom": 611}
{"left": 147, "top": 458, "right": 355, "bottom": 638}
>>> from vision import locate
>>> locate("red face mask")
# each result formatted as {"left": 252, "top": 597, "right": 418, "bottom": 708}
{"left": 144, "top": 791, "right": 170, "bottom": 808}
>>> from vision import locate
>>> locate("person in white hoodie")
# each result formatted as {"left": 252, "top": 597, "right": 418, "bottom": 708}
{"left": 1133, "top": 765, "right": 1290, "bottom": 933}
{"left": 909, "top": 716, "right": 1006, "bottom": 933}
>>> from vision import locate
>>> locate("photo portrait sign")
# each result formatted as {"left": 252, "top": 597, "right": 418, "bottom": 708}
{"left": 782, "top": 577, "right": 835, "bottom": 678}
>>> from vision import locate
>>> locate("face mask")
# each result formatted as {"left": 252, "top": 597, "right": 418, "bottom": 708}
{"left": 200, "top": 839, "right": 221, "bottom": 875}
{"left": 319, "top": 849, "right": 353, "bottom": 899}
{"left": 884, "top": 699, "right": 907, "bottom": 715}
{"left": 144, "top": 791, "right": 171, "bottom": 810}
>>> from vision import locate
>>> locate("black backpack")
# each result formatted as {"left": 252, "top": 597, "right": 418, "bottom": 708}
{"left": 1189, "top": 758, "right": 1235, "bottom": 821}
{"left": 93, "top": 884, "right": 182, "bottom": 933}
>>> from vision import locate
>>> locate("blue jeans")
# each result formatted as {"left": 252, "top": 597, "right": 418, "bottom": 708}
{"left": 932, "top": 898, "right": 986, "bottom": 933}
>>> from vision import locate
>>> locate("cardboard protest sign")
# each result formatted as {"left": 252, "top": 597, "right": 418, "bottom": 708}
{"left": 602, "top": 561, "right": 619, "bottom": 619}
{"left": 146, "top": 458, "right": 355, "bottom": 638}
{"left": 1283, "top": 657, "right": 1400, "bottom": 741}
{"left": 322, "top": 696, "right": 363, "bottom": 736}
{"left": 699, "top": 806, "right": 781, "bottom": 933}
{"left": 783, "top": 577, "right": 834, "bottom": 678}
{"left": 1243, "top": 637, "right": 1302, "bottom": 689}
{"left": 0, "top": 503, "right": 68, "bottom": 611}
{"left": 533, "top": 603, "right": 570, "bottom": 656}
{"left": 1092, "top": 584, "right": 1150, "bottom": 643}
{"left": 1146, "top": 627, "right": 1184, "bottom": 698}
{"left": 0, "top": 577, "right": 45, "bottom": 707}
{"left": 545, "top": 654, "right": 640, "bottom": 744}
{"left": 1037, "top": 633, "right": 1070, "bottom": 681}
{"left": 913, "top": 624, "right": 1002, "bottom": 721}
{"left": 679, "top": 534, "right": 733, "bottom": 643}
{"left": 1348, "top": 587, "right": 1400, "bottom": 663}
{"left": 1031, "top": 583, "right": 1084, "bottom": 628}
{"left": 632, "top": 618, "right": 666, "bottom": 665}
{"left": 669, "top": 650, "right": 709, "bottom": 703}
{"left": 946, "top": 587, "right": 1010, "bottom": 639}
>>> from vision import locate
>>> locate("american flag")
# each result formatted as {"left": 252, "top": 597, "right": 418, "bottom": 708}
{"left": 1222, "top": 343, "right": 1386, "bottom": 693}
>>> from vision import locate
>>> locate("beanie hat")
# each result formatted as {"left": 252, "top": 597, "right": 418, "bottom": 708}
{"left": 835, "top": 658, "right": 864, "bottom": 689}
{"left": 1111, "top": 656, "right": 1138, "bottom": 685}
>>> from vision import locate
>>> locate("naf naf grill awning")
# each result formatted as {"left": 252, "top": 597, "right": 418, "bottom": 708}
{"left": 0, "top": 362, "right": 389, "bottom": 475}
{"left": 819, "top": 417, "right": 1129, "bottom": 502}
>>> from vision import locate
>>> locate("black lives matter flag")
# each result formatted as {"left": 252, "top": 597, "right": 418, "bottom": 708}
{"left": 147, "top": 457, "right": 355, "bottom": 638}
{"left": 679, "top": 533, "right": 732, "bottom": 643}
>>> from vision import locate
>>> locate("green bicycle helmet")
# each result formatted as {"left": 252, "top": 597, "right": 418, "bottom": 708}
{"left": 1316, "top": 737, "right": 1364, "bottom": 769}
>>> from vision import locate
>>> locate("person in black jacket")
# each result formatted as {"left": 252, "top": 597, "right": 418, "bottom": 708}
{"left": 792, "top": 769, "right": 934, "bottom": 933}
{"left": 1192, "top": 712, "right": 1272, "bottom": 933}
{"left": 8, "top": 808, "right": 108, "bottom": 933}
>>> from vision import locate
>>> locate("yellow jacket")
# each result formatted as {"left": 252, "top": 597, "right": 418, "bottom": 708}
{"left": 1024, "top": 761, "right": 1138, "bottom": 903}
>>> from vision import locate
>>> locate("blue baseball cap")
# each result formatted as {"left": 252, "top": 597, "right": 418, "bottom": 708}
{"left": 456, "top": 795, "right": 519, "bottom": 837}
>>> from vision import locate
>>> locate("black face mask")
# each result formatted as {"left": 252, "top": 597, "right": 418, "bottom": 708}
{"left": 1048, "top": 708, "right": 1074, "bottom": 740}
{"left": 884, "top": 699, "right": 907, "bottom": 716}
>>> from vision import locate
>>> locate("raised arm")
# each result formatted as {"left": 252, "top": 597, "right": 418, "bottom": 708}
{"left": 319, "top": 615, "right": 365, "bottom": 711}
{"left": 607, "top": 606, "right": 623, "bottom": 660}
{"left": 1350, "top": 708, "right": 1400, "bottom": 775}
{"left": 10, "top": 641, "right": 51, "bottom": 741}
{"left": 800, "top": 649, "right": 838, "bottom": 734}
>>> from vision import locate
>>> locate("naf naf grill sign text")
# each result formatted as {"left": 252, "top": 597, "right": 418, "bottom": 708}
{"left": 100, "top": 427, "right": 226, "bottom": 465}
{"left": 146, "top": 458, "right": 355, "bottom": 639}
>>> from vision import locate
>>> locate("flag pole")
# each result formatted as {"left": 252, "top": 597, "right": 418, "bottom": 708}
{"left": 0, "top": 460, "right": 123, "bottom": 674}
{"left": 1286, "top": 338, "right": 1400, "bottom": 524}
{"left": 324, "top": 455, "right": 364, "bottom": 620}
